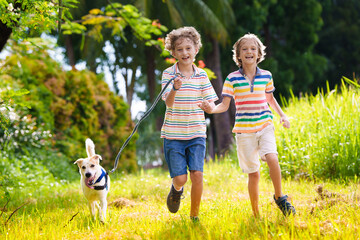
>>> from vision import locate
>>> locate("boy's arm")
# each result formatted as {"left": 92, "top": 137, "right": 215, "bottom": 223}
{"left": 165, "top": 77, "right": 182, "bottom": 107}
{"left": 198, "top": 96, "right": 232, "bottom": 114}
{"left": 266, "top": 92, "right": 290, "bottom": 128}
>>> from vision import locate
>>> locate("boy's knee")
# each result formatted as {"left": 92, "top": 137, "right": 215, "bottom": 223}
{"left": 265, "top": 153, "right": 278, "bottom": 162}
{"left": 173, "top": 174, "right": 187, "bottom": 186}
{"left": 190, "top": 171, "right": 203, "bottom": 184}
{"left": 248, "top": 171, "right": 260, "bottom": 181}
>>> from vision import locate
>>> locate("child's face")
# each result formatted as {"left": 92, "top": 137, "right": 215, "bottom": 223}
{"left": 239, "top": 39, "right": 259, "bottom": 67}
{"left": 172, "top": 37, "right": 198, "bottom": 66}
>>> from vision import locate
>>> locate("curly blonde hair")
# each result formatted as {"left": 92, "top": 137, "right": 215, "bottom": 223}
{"left": 164, "top": 26, "right": 202, "bottom": 53}
{"left": 232, "top": 33, "right": 266, "bottom": 67}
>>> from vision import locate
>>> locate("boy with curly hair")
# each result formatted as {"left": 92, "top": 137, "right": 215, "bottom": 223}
{"left": 161, "top": 26, "right": 218, "bottom": 221}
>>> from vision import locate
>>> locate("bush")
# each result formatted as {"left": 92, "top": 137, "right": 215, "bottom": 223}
{"left": 0, "top": 39, "right": 138, "bottom": 194}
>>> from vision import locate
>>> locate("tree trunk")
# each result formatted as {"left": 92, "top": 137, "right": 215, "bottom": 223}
{"left": 64, "top": 35, "right": 76, "bottom": 70}
{"left": 0, "top": 2, "right": 22, "bottom": 53}
{"left": 127, "top": 66, "right": 136, "bottom": 115}
{"left": 145, "top": 46, "right": 165, "bottom": 132}
{"left": 0, "top": 21, "right": 12, "bottom": 53}
{"left": 264, "top": 20, "right": 272, "bottom": 58}
{"left": 205, "top": 37, "right": 233, "bottom": 158}
{"left": 145, "top": 47, "right": 156, "bottom": 102}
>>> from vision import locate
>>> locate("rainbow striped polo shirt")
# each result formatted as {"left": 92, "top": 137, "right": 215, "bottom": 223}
{"left": 222, "top": 67, "right": 275, "bottom": 133}
{"left": 161, "top": 63, "right": 218, "bottom": 140}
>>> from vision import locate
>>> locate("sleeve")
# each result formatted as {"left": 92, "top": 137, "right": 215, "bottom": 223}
{"left": 201, "top": 75, "right": 218, "bottom": 103}
{"left": 161, "top": 71, "right": 173, "bottom": 101}
{"left": 265, "top": 73, "right": 275, "bottom": 93}
{"left": 222, "top": 75, "right": 234, "bottom": 98}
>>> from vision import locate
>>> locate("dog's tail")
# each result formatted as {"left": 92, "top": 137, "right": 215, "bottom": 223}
{"left": 85, "top": 138, "right": 96, "bottom": 157}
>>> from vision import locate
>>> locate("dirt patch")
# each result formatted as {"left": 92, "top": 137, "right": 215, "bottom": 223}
{"left": 109, "top": 197, "right": 136, "bottom": 208}
{"left": 310, "top": 185, "right": 358, "bottom": 214}
{"left": 315, "top": 185, "right": 344, "bottom": 200}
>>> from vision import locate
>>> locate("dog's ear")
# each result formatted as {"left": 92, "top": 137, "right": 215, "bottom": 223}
{"left": 74, "top": 158, "right": 84, "bottom": 167}
{"left": 91, "top": 154, "right": 102, "bottom": 165}
{"left": 89, "top": 155, "right": 101, "bottom": 165}
{"left": 95, "top": 154, "right": 102, "bottom": 161}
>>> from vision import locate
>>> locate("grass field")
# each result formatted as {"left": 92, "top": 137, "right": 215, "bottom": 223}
{"left": 1, "top": 161, "right": 359, "bottom": 240}
{"left": 1, "top": 79, "right": 359, "bottom": 239}
{"left": 273, "top": 79, "right": 360, "bottom": 180}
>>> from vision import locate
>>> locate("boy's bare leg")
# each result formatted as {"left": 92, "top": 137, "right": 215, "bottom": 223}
{"left": 248, "top": 171, "right": 260, "bottom": 217}
{"left": 173, "top": 174, "right": 187, "bottom": 190}
{"left": 265, "top": 153, "right": 282, "bottom": 199}
{"left": 189, "top": 170, "right": 203, "bottom": 217}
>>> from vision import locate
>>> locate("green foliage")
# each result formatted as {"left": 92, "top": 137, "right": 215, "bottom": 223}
{"left": 166, "top": 0, "right": 235, "bottom": 46}
{"left": 221, "top": 0, "right": 327, "bottom": 98}
{"left": 62, "top": 2, "right": 168, "bottom": 53}
{"left": 135, "top": 122, "right": 163, "bottom": 166}
{"left": 315, "top": 0, "right": 360, "bottom": 88}
{"left": 0, "top": 69, "right": 30, "bottom": 133}
{"left": 265, "top": 0, "right": 327, "bottom": 97}
{"left": 0, "top": 0, "right": 78, "bottom": 39}
{"left": 0, "top": 110, "right": 76, "bottom": 201}
{"left": 202, "top": 67, "right": 217, "bottom": 81}
{"left": 0, "top": 39, "right": 138, "bottom": 178}
{"left": 270, "top": 78, "right": 360, "bottom": 180}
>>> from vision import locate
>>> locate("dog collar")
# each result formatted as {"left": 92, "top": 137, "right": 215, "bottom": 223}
{"left": 88, "top": 168, "right": 108, "bottom": 191}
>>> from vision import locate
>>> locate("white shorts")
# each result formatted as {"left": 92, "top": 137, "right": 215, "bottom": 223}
{"left": 235, "top": 124, "right": 278, "bottom": 174}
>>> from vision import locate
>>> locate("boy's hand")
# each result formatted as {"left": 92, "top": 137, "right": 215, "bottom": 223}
{"left": 280, "top": 116, "right": 290, "bottom": 128}
{"left": 198, "top": 100, "right": 213, "bottom": 113}
{"left": 173, "top": 77, "right": 182, "bottom": 91}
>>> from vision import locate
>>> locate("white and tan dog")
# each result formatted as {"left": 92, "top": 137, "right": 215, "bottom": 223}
{"left": 74, "top": 138, "right": 110, "bottom": 222}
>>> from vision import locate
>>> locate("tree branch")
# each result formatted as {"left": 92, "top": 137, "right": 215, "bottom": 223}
{"left": 0, "top": 198, "right": 10, "bottom": 219}
{"left": 63, "top": 212, "right": 79, "bottom": 227}
{"left": 4, "top": 201, "right": 29, "bottom": 226}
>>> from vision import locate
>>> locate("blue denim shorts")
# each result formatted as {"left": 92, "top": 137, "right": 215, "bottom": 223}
{"left": 164, "top": 137, "right": 206, "bottom": 178}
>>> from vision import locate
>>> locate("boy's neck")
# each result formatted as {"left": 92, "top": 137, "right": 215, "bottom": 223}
{"left": 242, "top": 64, "right": 257, "bottom": 77}
{"left": 178, "top": 62, "right": 194, "bottom": 78}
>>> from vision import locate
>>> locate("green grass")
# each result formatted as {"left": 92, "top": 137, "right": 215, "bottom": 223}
{"left": 1, "top": 78, "right": 360, "bottom": 239}
{"left": 1, "top": 161, "right": 359, "bottom": 239}
{"left": 271, "top": 78, "right": 360, "bottom": 180}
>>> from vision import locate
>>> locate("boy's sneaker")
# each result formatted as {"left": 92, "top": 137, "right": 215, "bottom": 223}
{"left": 274, "top": 195, "right": 296, "bottom": 216}
{"left": 167, "top": 185, "right": 184, "bottom": 213}
{"left": 190, "top": 216, "right": 200, "bottom": 223}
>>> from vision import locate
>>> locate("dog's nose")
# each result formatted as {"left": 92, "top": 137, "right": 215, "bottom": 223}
{"left": 85, "top": 173, "right": 91, "bottom": 178}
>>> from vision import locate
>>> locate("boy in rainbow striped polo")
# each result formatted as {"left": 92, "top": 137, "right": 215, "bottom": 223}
{"left": 199, "top": 33, "right": 295, "bottom": 217}
{"left": 161, "top": 26, "right": 218, "bottom": 222}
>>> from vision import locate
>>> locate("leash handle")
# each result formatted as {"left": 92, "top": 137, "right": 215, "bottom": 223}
{"left": 109, "top": 76, "right": 178, "bottom": 174}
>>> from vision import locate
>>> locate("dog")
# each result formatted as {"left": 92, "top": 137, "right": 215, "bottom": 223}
{"left": 74, "top": 138, "right": 110, "bottom": 222}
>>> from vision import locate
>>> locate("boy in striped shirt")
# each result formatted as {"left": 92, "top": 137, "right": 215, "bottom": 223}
{"left": 161, "top": 26, "right": 218, "bottom": 221}
{"left": 199, "top": 33, "right": 295, "bottom": 217}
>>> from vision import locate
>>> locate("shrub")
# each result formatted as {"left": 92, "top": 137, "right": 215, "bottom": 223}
{"left": 0, "top": 40, "right": 138, "bottom": 191}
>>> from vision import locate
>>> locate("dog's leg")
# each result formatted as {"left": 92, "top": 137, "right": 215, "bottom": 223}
{"left": 99, "top": 199, "right": 107, "bottom": 222}
{"left": 89, "top": 201, "right": 97, "bottom": 220}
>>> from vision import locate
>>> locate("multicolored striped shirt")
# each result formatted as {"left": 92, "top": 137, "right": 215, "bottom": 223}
{"left": 222, "top": 67, "right": 275, "bottom": 133}
{"left": 161, "top": 63, "right": 218, "bottom": 140}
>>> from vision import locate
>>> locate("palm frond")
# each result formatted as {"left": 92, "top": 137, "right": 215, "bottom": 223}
{"left": 167, "top": 0, "right": 231, "bottom": 45}
{"left": 165, "top": 0, "right": 184, "bottom": 27}
{"left": 206, "top": 0, "right": 235, "bottom": 29}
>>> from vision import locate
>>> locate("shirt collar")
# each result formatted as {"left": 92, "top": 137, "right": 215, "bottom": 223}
{"left": 239, "top": 66, "right": 261, "bottom": 76}
{"left": 171, "top": 62, "right": 200, "bottom": 77}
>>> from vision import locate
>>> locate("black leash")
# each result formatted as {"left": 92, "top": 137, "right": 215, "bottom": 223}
{"left": 108, "top": 76, "right": 177, "bottom": 174}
